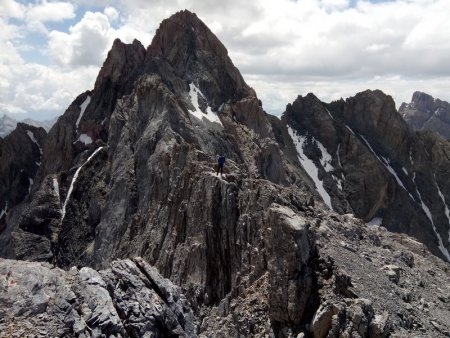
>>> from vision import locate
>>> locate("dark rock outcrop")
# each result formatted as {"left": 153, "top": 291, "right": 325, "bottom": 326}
{"left": 400, "top": 91, "right": 450, "bottom": 139}
{"left": 0, "top": 123, "right": 46, "bottom": 239}
{"left": 279, "top": 90, "right": 450, "bottom": 261}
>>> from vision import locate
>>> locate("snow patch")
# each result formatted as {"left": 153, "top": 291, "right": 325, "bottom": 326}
{"left": 207, "top": 171, "right": 228, "bottom": 182}
{"left": 346, "top": 125, "right": 355, "bottom": 135}
{"left": 316, "top": 140, "right": 333, "bottom": 172}
{"left": 188, "top": 84, "right": 223, "bottom": 126}
{"left": 26, "top": 130, "right": 42, "bottom": 155}
{"left": 61, "top": 147, "right": 103, "bottom": 222}
{"left": 28, "top": 178, "right": 33, "bottom": 194}
{"left": 325, "top": 108, "right": 335, "bottom": 120}
{"left": 402, "top": 167, "right": 408, "bottom": 176}
{"left": 413, "top": 175, "right": 450, "bottom": 261}
{"left": 76, "top": 96, "right": 91, "bottom": 129}
{"left": 359, "top": 134, "right": 415, "bottom": 201}
{"left": 435, "top": 178, "right": 450, "bottom": 243}
{"left": 336, "top": 144, "right": 342, "bottom": 168}
{"left": 0, "top": 201, "right": 8, "bottom": 219}
{"left": 53, "top": 177, "right": 60, "bottom": 201}
{"left": 288, "top": 126, "right": 333, "bottom": 210}
{"left": 75, "top": 134, "right": 93, "bottom": 145}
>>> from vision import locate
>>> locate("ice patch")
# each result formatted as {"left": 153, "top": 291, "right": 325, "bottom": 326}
{"left": 61, "top": 147, "right": 104, "bottom": 222}
{"left": 288, "top": 126, "right": 333, "bottom": 210}
{"left": 26, "top": 130, "right": 42, "bottom": 155}
{"left": 366, "top": 217, "right": 383, "bottom": 227}
{"left": 76, "top": 96, "right": 91, "bottom": 129}
{"left": 188, "top": 83, "right": 223, "bottom": 126}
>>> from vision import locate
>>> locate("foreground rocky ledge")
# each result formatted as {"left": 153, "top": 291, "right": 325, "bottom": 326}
{"left": 1, "top": 211, "right": 449, "bottom": 338}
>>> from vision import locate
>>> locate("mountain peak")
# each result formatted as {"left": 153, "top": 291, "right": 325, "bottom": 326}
{"left": 411, "top": 91, "right": 434, "bottom": 110}
{"left": 400, "top": 91, "right": 450, "bottom": 138}
{"left": 94, "top": 38, "right": 146, "bottom": 91}
{"left": 148, "top": 10, "right": 222, "bottom": 58}
{"left": 146, "top": 10, "right": 254, "bottom": 108}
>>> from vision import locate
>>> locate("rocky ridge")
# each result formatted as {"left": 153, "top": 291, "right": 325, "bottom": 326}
{"left": 0, "top": 9, "right": 449, "bottom": 338}
{"left": 400, "top": 91, "right": 450, "bottom": 139}
{"left": 2, "top": 211, "right": 450, "bottom": 337}
{"left": 277, "top": 91, "right": 450, "bottom": 262}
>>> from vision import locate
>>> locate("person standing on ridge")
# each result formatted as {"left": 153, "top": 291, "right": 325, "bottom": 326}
{"left": 217, "top": 154, "right": 226, "bottom": 177}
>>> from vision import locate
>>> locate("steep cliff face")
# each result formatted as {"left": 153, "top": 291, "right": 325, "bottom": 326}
{"left": 0, "top": 123, "right": 46, "bottom": 239}
{"left": 400, "top": 91, "right": 450, "bottom": 139}
{"left": 279, "top": 90, "right": 450, "bottom": 262}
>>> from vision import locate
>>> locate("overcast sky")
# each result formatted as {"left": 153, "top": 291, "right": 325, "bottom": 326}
{"left": 1, "top": 0, "right": 450, "bottom": 120}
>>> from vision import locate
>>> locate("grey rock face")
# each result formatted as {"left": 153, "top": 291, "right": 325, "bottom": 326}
{"left": 400, "top": 91, "right": 450, "bottom": 139}
{"left": 0, "top": 257, "right": 196, "bottom": 337}
{"left": 280, "top": 91, "right": 450, "bottom": 262}
{"left": 314, "top": 214, "right": 450, "bottom": 337}
{"left": 2, "top": 212, "right": 450, "bottom": 337}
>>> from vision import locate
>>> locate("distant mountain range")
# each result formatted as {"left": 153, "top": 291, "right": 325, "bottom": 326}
{"left": 400, "top": 91, "right": 450, "bottom": 139}
{"left": 0, "top": 114, "right": 56, "bottom": 138}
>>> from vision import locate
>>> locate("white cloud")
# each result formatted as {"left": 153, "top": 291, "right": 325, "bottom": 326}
{"left": 48, "top": 11, "right": 113, "bottom": 67}
{"left": 0, "top": 0, "right": 26, "bottom": 19}
{"left": 26, "top": 1, "right": 76, "bottom": 23}
{"left": 2, "top": 0, "right": 450, "bottom": 120}
{"left": 320, "top": 0, "right": 350, "bottom": 11}
{"left": 104, "top": 6, "right": 120, "bottom": 22}
{"left": 0, "top": 58, "right": 98, "bottom": 118}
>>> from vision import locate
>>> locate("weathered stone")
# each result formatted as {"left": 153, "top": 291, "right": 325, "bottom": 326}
{"left": 0, "top": 257, "right": 197, "bottom": 337}
{"left": 382, "top": 265, "right": 401, "bottom": 284}
{"left": 310, "top": 302, "right": 339, "bottom": 338}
